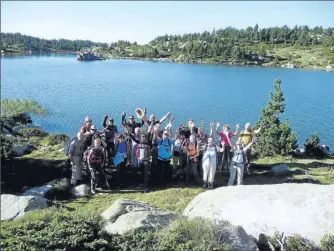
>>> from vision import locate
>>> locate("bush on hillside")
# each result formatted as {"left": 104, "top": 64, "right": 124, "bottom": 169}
{"left": 1, "top": 99, "right": 48, "bottom": 116}
{"left": 19, "top": 128, "right": 49, "bottom": 138}
{"left": 0, "top": 134, "right": 14, "bottom": 159}
{"left": 304, "top": 132, "right": 327, "bottom": 158}
{"left": 43, "top": 134, "right": 69, "bottom": 146}
{"left": 0, "top": 214, "right": 109, "bottom": 251}
{"left": 320, "top": 234, "right": 334, "bottom": 251}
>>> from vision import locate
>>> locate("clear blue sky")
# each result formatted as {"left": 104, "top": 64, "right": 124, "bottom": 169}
{"left": 1, "top": 1, "right": 334, "bottom": 44}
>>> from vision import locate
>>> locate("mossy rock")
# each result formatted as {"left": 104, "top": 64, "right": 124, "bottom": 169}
{"left": 43, "top": 134, "right": 69, "bottom": 146}
{"left": 19, "top": 128, "right": 49, "bottom": 138}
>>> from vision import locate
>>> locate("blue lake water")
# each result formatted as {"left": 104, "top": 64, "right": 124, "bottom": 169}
{"left": 1, "top": 53, "right": 334, "bottom": 148}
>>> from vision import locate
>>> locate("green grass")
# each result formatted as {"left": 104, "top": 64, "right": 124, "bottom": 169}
{"left": 1, "top": 98, "right": 48, "bottom": 116}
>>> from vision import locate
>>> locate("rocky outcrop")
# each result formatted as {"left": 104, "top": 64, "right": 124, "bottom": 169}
{"left": 11, "top": 144, "right": 36, "bottom": 157}
{"left": 101, "top": 199, "right": 178, "bottom": 235}
{"left": 1, "top": 194, "right": 48, "bottom": 221}
{"left": 183, "top": 184, "right": 334, "bottom": 245}
{"left": 22, "top": 178, "right": 71, "bottom": 200}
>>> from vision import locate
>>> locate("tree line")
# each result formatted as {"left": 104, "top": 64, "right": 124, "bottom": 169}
{"left": 109, "top": 25, "right": 334, "bottom": 61}
{"left": 0, "top": 32, "right": 108, "bottom": 52}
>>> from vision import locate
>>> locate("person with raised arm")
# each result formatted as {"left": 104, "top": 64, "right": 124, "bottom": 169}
{"left": 197, "top": 122, "right": 214, "bottom": 173}
{"left": 216, "top": 122, "right": 239, "bottom": 172}
{"left": 228, "top": 139, "right": 248, "bottom": 186}
{"left": 185, "top": 134, "right": 201, "bottom": 184}
{"left": 238, "top": 122, "right": 262, "bottom": 175}
{"left": 202, "top": 136, "right": 219, "bottom": 189}
{"left": 101, "top": 114, "right": 118, "bottom": 162}
{"left": 147, "top": 111, "right": 171, "bottom": 126}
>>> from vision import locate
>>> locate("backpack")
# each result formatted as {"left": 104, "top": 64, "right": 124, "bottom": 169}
{"left": 89, "top": 147, "right": 104, "bottom": 163}
{"left": 65, "top": 137, "right": 77, "bottom": 155}
{"left": 204, "top": 144, "right": 218, "bottom": 154}
{"left": 136, "top": 143, "right": 149, "bottom": 160}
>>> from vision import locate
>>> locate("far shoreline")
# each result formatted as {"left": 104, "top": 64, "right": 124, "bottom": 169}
{"left": 3, "top": 51, "right": 332, "bottom": 73}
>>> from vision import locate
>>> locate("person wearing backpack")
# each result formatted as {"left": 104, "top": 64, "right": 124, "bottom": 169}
{"left": 238, "top": 123, "right": 262, "bottom": 175}
{"left": 173, "top": 131, "right": 187, "bottom": 180}
{"left": 185, "top": 135, "right": 201, "bottom": 184}
{"left": 129, "top": 133, "right": 151, "bottom": 192}
{"left": 102, "top": 114, "right": 118, "bottom": 163}
{"left": 113, "top": 134, "right": 128, "bottom": 188}
{"left": 156, "top": 130, "right": 175, "bottom": 187}
{"left": 86, "top": 138, "right": 106, "bottom": 194}
{"left": 228, "top": 139, "right": 248, "bottom": 186}
{"left": 202, "top": 136, "right": 219, "bottom": 189}
{"left": 69, "top": 132, "right": 86, "bottom": 186}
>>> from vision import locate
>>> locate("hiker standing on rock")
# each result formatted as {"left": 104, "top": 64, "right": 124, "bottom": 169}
{"left": 69, "top": 132, "right": 86, "bottom": 186}
{"left": 216, "top": 122, "right": 239, "bottom": 172}
{"left": 129, "top": 133, "right": 151, "bottom": 192}
{"left": 202, "top": 136, "right": 219, "bottom": 189}
{"left": 185, "top": 134, "right": 201, "bottom": 184}
{"left": 228, "top": 139, "right": 248, "bottom": 186}
{"left": 101, "top": 114, "right": 118, "bottom": 162}
{"left": 121, "top": 112, "right": 145, "bottom": 166}
{"left": 87, "top": 138, "right": 107, "bottom": 194}
{"left": 238, "top": 122, "right": 262, "bottom": 175}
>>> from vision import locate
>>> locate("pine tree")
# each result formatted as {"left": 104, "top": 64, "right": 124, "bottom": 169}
{"left": 255, "top": 78, "right": 297, "bottom": 157}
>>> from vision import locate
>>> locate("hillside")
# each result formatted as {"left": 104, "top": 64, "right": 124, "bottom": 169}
{"left": 95, "top": 25, "right": 334, "bottom": 70}
{"left": 0, "top": 32, "right": 108, "bottom": 53}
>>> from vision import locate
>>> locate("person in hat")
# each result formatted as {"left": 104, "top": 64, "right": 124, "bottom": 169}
{"left": 216, "top": 122, "right": 240, "bottom": 172}
{"left": 228, "top": 139, "right": 248, "bottom": 186}
{"left": 121, "top": 112, "right": 145, "bottom": 166}
{"left": 85, "top": 124, "right": 103, "bottom": 149}
{"left": 81, "top": 116, "right": 93, "bottom": 136}
{"left": 102, "top": 114, "right": 118, "bottom": 162}
{"left": 69, "top": 131, "right": 86, "bottom": 186}
{"left": 238, "top": 122, "right": 262, "bottom": 175}
{"left": 121, "top": 112, "right": 145, "bottom": 134}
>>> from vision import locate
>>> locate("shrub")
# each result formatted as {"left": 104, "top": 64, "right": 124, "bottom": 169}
{"left": 320, "top": 234, "right": 334, "bottom": 251}
{"left": 19, "top": 128, "right": 49, "bottom": 138}
{"left": 0, "top": 134, "right": 14, "bottom": 159}
{"left": 267, "top": 232, "right": 321, "bottom": 251}
{"left": 1, "top": 99, "right": 48, "bottom": 116}
{"left": 43, "top": 134, "right": 70, "bottom": 146}
{"left": 0, "top": 213, "right": 108, "bottom": 251}
{"left": 304, "top": 133, "right": 326, "bottom": 158}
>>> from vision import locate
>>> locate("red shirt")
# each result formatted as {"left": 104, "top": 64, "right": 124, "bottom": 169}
{"left": 81, "top": 124, "right": 91, "bottom": 134}
{"left": 217, "top": 131, "right": 235, "bottom": 146}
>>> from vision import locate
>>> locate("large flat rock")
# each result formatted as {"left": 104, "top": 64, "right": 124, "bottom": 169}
{"left": 183, "top": 184, "right": 334, "bottom": 245}
{"left": 1, "top": 194, "right": 48, "bottom": 221}
{"left": 101, "top": 199, "right": 178, "bottom": 235}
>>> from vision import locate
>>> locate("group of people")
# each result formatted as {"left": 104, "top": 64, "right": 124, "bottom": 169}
{"left": 68, "top": 108, "right": 262, "bottom": 194}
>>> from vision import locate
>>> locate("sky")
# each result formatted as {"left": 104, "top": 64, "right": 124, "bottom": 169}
{"left": 1, "top": 1, "right": 334, "bottom": 45}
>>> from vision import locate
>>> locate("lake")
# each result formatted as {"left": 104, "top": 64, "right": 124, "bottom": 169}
{"left": 1, "top": 53, "right": 334, "bottom": 148}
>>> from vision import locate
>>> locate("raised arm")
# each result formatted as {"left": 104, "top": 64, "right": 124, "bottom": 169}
{"left": 254, "top": 125, "right": 262, "bottom": 135}
{"left": 159, "top": 112, "right": 171, "bottom": 124}
{"left": 103, "top": 114, "right": 108, "bottom": 128}
{"left": 234, "top": 124, "right": 240, "bottom": 135}
{"left": 121, "top": 112, "right": 126, "bottom": 127}
{"left": 215, "top": 122, "right": 221, "bottom": 135}
{"left": 209, "top": 121, "right": 214, "bottom": 137}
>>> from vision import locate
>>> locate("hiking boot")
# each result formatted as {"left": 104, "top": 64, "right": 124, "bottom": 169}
{"left": 91, "top": 186, "right": 96, "bottom": 195}
{"left": 203, "top": 181, "right": 208, "bottom": 189}
{"left": 143, "top": 187, "right": 148, "bottom": 193}
{"left": 208, "top": 182, "right": 214, "bottom": 190}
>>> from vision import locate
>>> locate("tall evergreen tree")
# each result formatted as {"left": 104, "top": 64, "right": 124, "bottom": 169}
{"left": 255, "top": 78, "right": 297, "bottom": 157}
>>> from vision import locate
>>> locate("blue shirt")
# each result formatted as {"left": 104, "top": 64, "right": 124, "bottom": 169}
{"left": 116, "top": 142, "right": 127, "bottom": 154}
{"left": 157, "top": 138, "right": 174, "bottom": 160}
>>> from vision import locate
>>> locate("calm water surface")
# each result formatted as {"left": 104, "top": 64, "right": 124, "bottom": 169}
{"left": 1, "top": 54, "right": 334, "bottom": 147}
